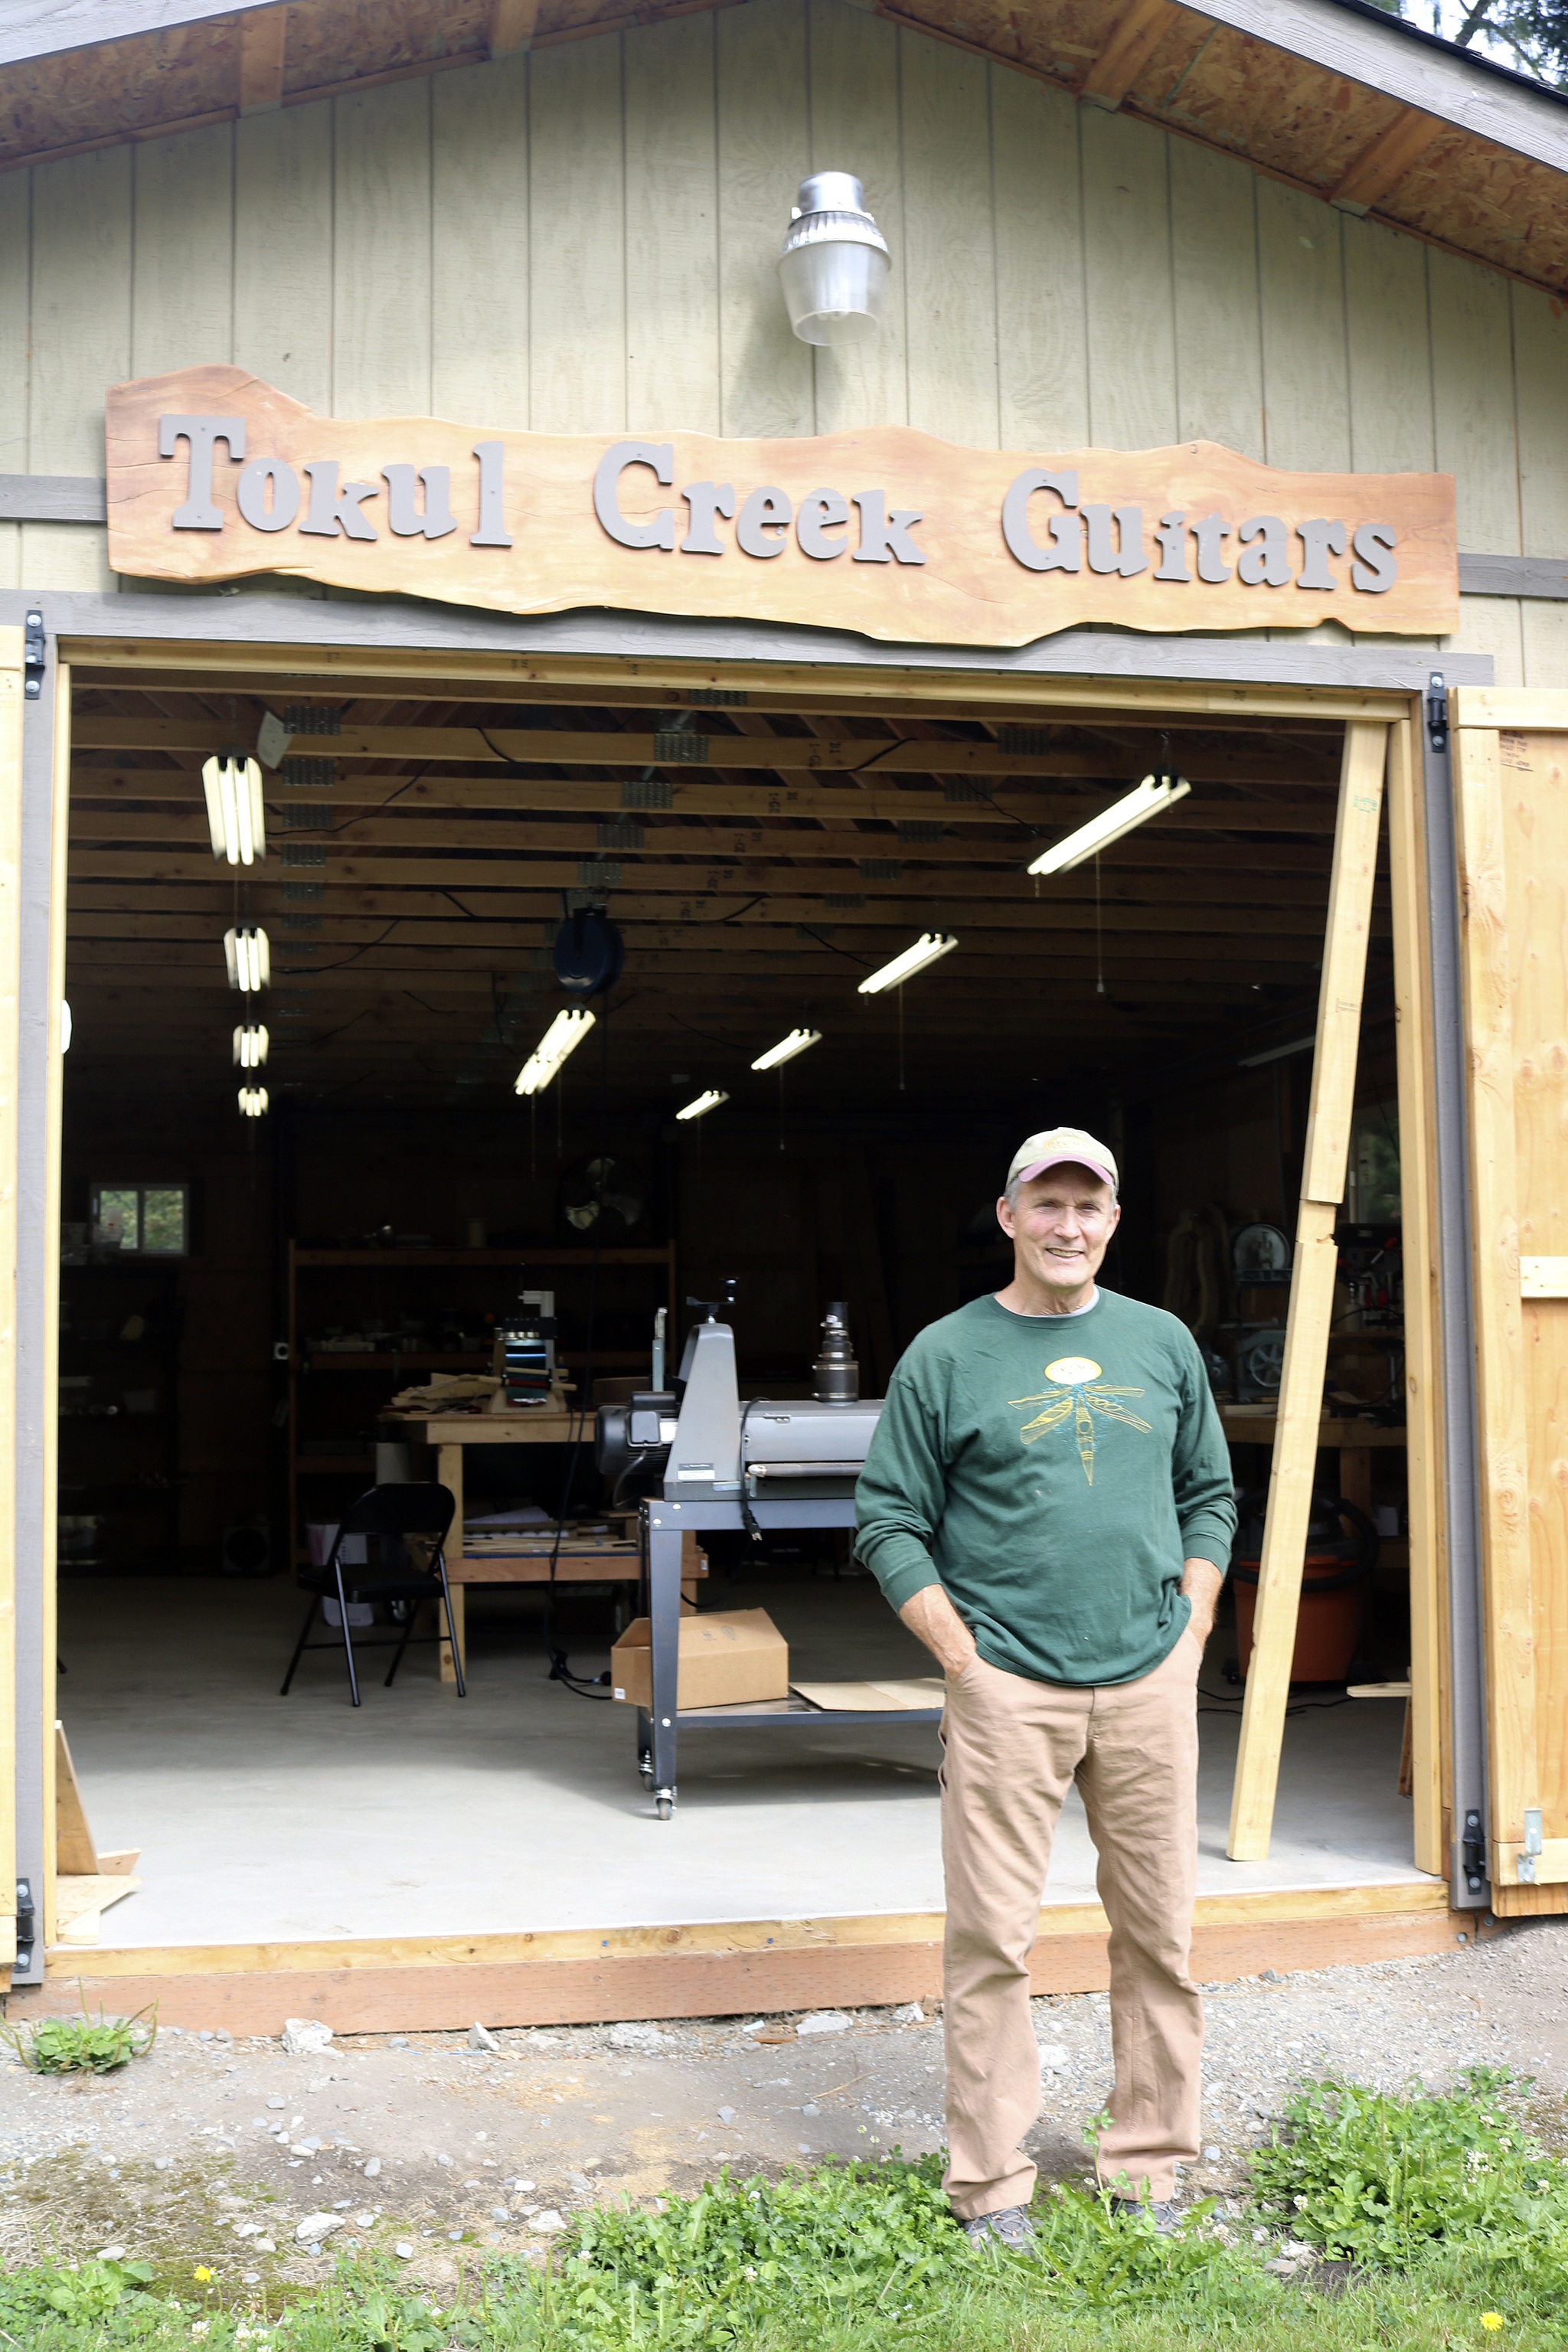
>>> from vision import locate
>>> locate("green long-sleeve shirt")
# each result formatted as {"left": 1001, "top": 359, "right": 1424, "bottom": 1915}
{"left": 854, "top": 1289, "right": 1236, "bottom": 1687}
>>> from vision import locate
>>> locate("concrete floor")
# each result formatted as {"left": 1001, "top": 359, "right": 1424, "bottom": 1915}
{"left": 56, "top": 1569, "right": 1434, "bottom": 1949}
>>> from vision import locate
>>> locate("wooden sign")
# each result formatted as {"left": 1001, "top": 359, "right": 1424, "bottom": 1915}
{"left": 106, "top": 365, "right": 1458, "bottom": 648}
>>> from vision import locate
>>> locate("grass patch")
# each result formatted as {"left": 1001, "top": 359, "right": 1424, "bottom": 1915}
{"left": 6, "top": 2075, "right": 1568, "bottom": 2348}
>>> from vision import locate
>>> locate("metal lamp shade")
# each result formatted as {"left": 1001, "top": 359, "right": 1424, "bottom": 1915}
{"left": 779, "top": 172, "right": 890, "bottom": 347}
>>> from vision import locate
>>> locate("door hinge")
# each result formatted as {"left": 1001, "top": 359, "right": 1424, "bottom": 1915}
{"left": 1426, "top": 669, "right": 1449, "bottom": 755}
{"left": 1461, "top": 1808, "right": 1487, "bottom": 1895}
{"left": 13, "top": 1878, "right": 34, "bottom": 1974}
{"left": 22, "top": 608, "right": 44, "bottom": 701}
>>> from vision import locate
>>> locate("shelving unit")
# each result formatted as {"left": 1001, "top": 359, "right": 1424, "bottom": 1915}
{"left": 286, "top": 1243, "right": 677, "bottom": 1559}
{"left": 58, "top": 1260, "right": 183, "bottom": 1572}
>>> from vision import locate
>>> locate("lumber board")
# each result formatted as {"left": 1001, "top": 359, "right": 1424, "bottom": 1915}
{"left": 63, "top": 815, "right": 1344, "bottom": 880}
{"left": 67, "top": 717, "right": 1335, "bottom": 782}
{"left": 1228, "top": 719, "right": 1390, "bottom": 1863}
{"left": 1452, "top": 717, "right": 1540, "bottom": 1884}
{"left": 54, "top": 1722, "right": 97, "bottom": 1875}
{"left": 1385, "top": 715, "right": 1446, "bottom": 1874}
{"left": 58, "top": 635, "right": 1422, "bottom": 721}
{"left": 21, "top": 1883, "right": 1458, "bottom": 2030}
{"left": 1300, "top": 724, "right": 1390, "bottom": 1201}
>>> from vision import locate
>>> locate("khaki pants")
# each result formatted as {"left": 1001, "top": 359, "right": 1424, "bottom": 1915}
{"left": 939, "top": 1632, "right": 1204, "bottom": 2216}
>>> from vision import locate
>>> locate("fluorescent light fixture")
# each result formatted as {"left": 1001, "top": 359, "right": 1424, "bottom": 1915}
{"left": 751, "top": 1026, "right": 822, "bottom": 1072}
{"left": 514, "top": 1006, "right": 595, "bottom": 1096}
{"left": 676, "top": 1088, "right": 729, "bottom": 1122}
{"left": 1025, "top": 771, "right": 1191, "bottom": 877}
{"left": 857, "top": 931, "right": 959, "bottom": 996}
{"left": 233, "top": 1024, "right": 270, "bottom": 1069}
{"left": 237, "top": 1086, "right": 269, "bottom": 1119}
{"left": 202, "top": 753, "right": 267, "bottom": 867}
{"left": 224, "top": 926, "right": 270, "bottom": 993}
{"left": 1239, "top": 1034, "right": 1315, "bottom": 1070}
{"left": 60, "top": 1001, "right": 70, "bottom": 1054}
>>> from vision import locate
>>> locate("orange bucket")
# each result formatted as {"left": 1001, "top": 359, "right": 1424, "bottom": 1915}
{"left": 1230, "top": 1498, "right": 1377, "bottom": 1684}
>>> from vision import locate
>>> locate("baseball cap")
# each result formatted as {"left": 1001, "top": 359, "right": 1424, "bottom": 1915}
{"left": 1006, "top": 1126, "right": 1119, "bottom": 1194}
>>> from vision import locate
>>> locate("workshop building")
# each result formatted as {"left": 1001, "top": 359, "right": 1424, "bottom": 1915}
{"left": 0, "top": 0, "right": 1564, "bottom": 2027}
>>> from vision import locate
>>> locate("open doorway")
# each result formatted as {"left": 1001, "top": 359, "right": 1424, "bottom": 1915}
{"left": 48, "top": 652, "right": 1436, "bottom": 1966}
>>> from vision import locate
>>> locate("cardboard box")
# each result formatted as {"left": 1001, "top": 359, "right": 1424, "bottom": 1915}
{"left": 610, "top": 1608, "right": 789, "bottom": 1710}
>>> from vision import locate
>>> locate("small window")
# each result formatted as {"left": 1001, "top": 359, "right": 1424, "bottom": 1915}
{"left": 89, "top": 1182, "right": 188, "bottom": 1256}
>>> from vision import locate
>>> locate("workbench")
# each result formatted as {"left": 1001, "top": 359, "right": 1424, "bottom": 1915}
{"left": 384, "top": 1409, "right": 702, "bottom": 1679}
{"left": 1220, "top": 1406, "right": 1406, "bottom": 1521}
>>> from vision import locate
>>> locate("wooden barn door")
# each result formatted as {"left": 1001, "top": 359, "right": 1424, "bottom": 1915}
{"left": 1452, "top": 690, "right": 1568, "bottom": 1913}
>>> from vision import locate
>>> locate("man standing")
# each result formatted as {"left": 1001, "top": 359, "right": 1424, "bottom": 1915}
{"left": 854, "top": 1128, "right": 1235, "bottom": 2247}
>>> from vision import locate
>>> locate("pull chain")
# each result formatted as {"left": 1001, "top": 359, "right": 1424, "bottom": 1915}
{"left": 1095, "top": 853, "right": 1105, "bottom": 996}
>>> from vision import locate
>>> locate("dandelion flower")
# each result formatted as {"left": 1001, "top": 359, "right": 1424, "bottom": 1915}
{"left": 1481, "top": 2315, "right": 1505, "bottom": 2331}
{"left": 193, "top": 2265, "right": 214, "bottom": 2282}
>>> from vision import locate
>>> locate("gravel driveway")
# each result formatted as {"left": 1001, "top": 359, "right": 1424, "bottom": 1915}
{"left": 1, "top": 1916, "right": 1563, "bottom": 2293}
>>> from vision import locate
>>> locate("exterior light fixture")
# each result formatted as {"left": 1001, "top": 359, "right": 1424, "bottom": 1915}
{"left": 676, "top": 1088, "right": 728, "bottom": 1122}
{"left": 224, "top": 926, "right": 270, "bottom": 992}
{"left": 237, "top": 1086, "right": 269, "bottom": 1118}
{"left": 515, "top": 1006, "right": 595, "bottom": 1096}
{"left": 1025, "top": 771, "right": 1191, "bottom": 878}
{"left": 857, "top": 931, "right": 959, "bottom": 996}
{"left": 202, "top": 751, "right": 267, "bottom": 867}
{"left": 750, "top": 1026, "right": 822, "bottom": 1072}
{"left": 233, "top": 1024, "right": 270, "bottom": 1069}
{"left": 779, "top": 172, "right": 890, "bottom": 347}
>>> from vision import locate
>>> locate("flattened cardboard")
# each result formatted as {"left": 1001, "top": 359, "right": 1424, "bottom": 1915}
{"left": 791, "top": 1678, "right": 946, "bottom": 1712}
{"left": 610, "top": 1607, "right": 788, "bottom": 1710}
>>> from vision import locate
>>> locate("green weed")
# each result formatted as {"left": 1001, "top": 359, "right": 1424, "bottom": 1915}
{"left": 2, "top": 1998, "right": 157, "bottom": 2076}
{"left": 1251, "top": 2065, "right": 1568, "bottom": 2275}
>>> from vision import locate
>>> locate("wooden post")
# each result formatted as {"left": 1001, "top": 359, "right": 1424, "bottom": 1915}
{"left": 1385, "top": 716, "right": 1448, "bottom": 1875}
{"left": 1228, "top": 720, "right": 1390, "bottom": 1861}
{"left": 1450, "top": 711, "right": 1539, "bottom": 1883}
{"left": 0, "top": 629, "right": 21, "bottom": 1967}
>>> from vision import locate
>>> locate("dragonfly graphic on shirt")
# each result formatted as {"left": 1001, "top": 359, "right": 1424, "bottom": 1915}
{"left": 1008, "top": 1354, "right": 1151, "bottom": 1485}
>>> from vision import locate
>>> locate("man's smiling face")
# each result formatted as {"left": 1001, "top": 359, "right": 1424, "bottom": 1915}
{"left": 997, "top": 1164, "right": 1120, "bottom": 1305}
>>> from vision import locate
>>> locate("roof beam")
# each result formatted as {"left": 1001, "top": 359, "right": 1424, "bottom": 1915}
{"left": 1082, "top": 0, "right": 1180, "bottom": 110}
{"left": 487, "top": 0, "right": 538, "bottom": 54}
{"left": 1330, "top": 106, "right": 1446, "bottom": 215}
{"left": 237, "top": 5, "right": 286, "bottom": 115}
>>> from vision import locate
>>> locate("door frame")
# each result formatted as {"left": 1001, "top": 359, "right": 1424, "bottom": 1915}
{"left": 2, "top": 589, "right": 1491, "bottom": 1979}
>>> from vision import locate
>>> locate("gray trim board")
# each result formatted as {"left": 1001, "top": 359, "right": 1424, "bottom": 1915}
{"left": 12, "top": 648, "right": 53, "bottom": 1984}
{"left": 1459, "top": 552, "right": 1568, "bottom": 599}
{"left": 0, "top": 0, "right": 267, "bottom": 71}
{"left": 1421, "top": 717, "right": 1490, "bottom": 1909}
{"left": 0, "top": 476, "right": 106, "bottom": 524}
{"left": 0, "top": 589, "right": 1498, "bottom": 689}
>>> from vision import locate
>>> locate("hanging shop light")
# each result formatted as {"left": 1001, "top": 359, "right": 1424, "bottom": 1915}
{"left": 202, "top": 751, "right": 267, "bottom": 867}
{"left": 237, "top": 1086, "right": 269, "bottom": 1119}
{"left": 1025, "top": 769, "right": 1191, "bottom": 878}
{"left": 750, "top": 1026, "right": 822, "bottom": 1073}
{"left": 224, "top": 926, "right": 270, "bottom": 993}
{"left": 676, "top": 1088, "right": 729, "bottom": 1122}
{"left": 857, "top": 931, "right": 959, "bottom": 996}
{"left": 514, "top": 1006, "right": 595, "bottom": 1096}
{"left": 778, "top": 172, "right": 890, "bottom": 347}
{"left": 233, "top": 1024, "right": 270, "bottom": 1069}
